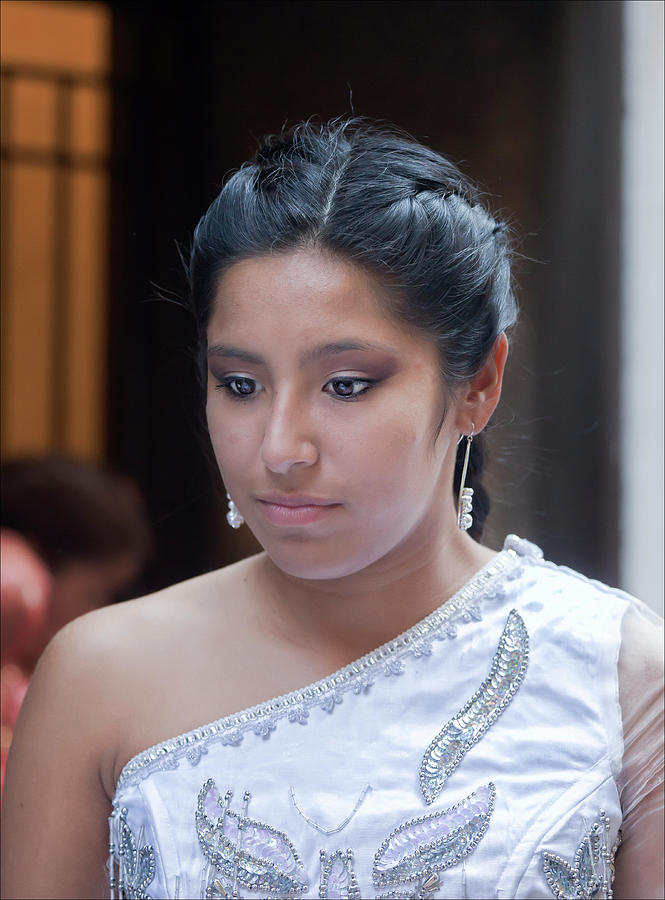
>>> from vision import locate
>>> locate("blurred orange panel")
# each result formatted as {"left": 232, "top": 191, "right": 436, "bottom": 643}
{"left": 67, "top": 169, "right": 108, "bottom": 460}
{"left": 71, "top": 84, "right": 110, "bottom": 157}
{"left": 1, "top": 0, "right": 110, "bottom": 461}
{"left": 2, "top": 165, "right": 55, "bottom": 456}
{"left": 9, "top": 78, "right": 56, "bottom": 151}
{"left": 0, "top": 1, "right": 110, "bottom": 74}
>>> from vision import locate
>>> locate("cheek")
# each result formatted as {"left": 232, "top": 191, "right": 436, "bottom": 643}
{"left": 326, "top": 402, "right": 440, "bottom": 502}
{"left": 205, "top": 401, "right": 255, "bottom": 471}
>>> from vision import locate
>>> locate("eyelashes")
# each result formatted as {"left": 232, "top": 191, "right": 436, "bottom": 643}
{"left": 323, "top": 377, "right": 376, "bottom": 400}
{"left": 216, "top": 375, "right": 260, "bottom": 400}
{"left": 214, "top": 375, "right": 377, "bottom": 402}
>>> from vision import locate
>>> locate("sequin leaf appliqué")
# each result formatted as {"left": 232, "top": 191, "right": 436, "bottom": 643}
{"left": 373, "top": 782, "right": 495, "bottom": 890}
{"left": 110, "top": 806, "right": 156, "bottom": 900}
{"left": 196, "top": 779, "right": 308, "bottom": 896}
{"left": 542, "top": 810, "right": 622, "bottom": 900}
{"left": 319, "top": 849, "right": 361, "bottom": 899}
{"left": 420, "top": 609, "right": 528, "bottom": 804}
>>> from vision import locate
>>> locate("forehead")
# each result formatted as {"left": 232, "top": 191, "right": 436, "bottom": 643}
{"left": 209, "top": 249, "right": 413, "bottom": 344}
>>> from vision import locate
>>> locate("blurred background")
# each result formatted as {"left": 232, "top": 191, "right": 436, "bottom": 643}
{"left": 1, "top": 0, "right": 663, "bottom": 616}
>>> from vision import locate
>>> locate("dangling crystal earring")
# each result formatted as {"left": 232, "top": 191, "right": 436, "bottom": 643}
{"left": 457, "top": 425, "right": 475, "bottom": 531}
{"left": 226, "top": 492, "right": 244, "bottom": 529}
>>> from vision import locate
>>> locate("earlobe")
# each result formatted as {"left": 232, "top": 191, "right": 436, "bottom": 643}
{"left": 456, "top": 333, "right": 509, "bottom": 433}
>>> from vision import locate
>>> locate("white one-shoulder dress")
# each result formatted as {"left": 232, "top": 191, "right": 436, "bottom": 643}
{"left": 108, "top": 536, "right": 663, "bottom": 900}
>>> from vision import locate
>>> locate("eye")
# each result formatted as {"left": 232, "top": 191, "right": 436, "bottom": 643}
{"left": 323, "top": 377, "right": 375, "bottom": 400}
{"left": 216, "top": 375, "right": 262, "bottom": 399}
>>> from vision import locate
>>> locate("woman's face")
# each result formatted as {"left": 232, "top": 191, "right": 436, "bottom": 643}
{"left": 206, "top": 249, "right": 462, "bottom": 580}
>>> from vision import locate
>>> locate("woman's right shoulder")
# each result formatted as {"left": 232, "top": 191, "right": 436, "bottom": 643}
{"left": 0, "top": 560, "right": 259, "bottom": 900}
{"left": 35, "top": 559, "right": 249, "bottom": 706}
{"left": 26, "top": 561, "right": 264, "bottom": 796}
{"left": 50, "top": 551, "right": 263, "bottom": 663}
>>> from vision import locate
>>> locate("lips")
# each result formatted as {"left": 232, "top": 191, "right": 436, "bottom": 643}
{"left": 254, "top": 493, "right": 342, "bottom": 526}
{"left": 256, "top": 493, "right": 339, "bottom": 507}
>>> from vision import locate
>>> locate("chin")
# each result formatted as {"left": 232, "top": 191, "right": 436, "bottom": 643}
{"left": 257, "top": 527, "right": 403, "bottom": 582}
{"left": 246, "top": 509, "right": 420, "bottom": 581}
{"left": 264, "top": 547, "right": 360, "bottom": 581}
{"left": 253, "top": 531, "right": 369, "bottom": 580}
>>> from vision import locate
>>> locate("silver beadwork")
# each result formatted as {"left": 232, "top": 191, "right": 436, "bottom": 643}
{"left": 419, "top": 609, "right": 529, "bottom": 804}
{"left": 290, "top": 784, "right": 371, "bottom": 836}
{"left": 376, "top": 873, "right": 440, "bottom": 900}
{"left": 542, "top": 810, "right": 622, "bottom": 899}
{"left": 319, "top": 849, "right": 361, "bottom": 899}
{"left": 196, "top": 779, "right": 308, "bottom": 896}
{"left": 373, "top": 783, "right": 495, "bottom": 889}
{"left": 109, "top": 805, "right": 156, "bottom": 900}
{"left": 226, "top": 492, "right": 244, "bottom": 529}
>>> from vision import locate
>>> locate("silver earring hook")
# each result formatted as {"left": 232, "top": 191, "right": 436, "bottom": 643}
{"left": 456, "top": 422, "right": 476, "bottom": 444}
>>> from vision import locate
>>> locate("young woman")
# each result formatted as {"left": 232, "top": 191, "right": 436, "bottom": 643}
{"left": 2, "top": 120, "right": 662, "bottom": 900}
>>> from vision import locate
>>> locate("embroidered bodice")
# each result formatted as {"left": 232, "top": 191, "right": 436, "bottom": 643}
{"left": 108, "top": 536, "right": 661, "bottom": 899}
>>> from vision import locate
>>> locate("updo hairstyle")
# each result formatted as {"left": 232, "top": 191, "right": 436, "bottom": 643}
{"left": 188, "top": 119, "right": 517, "bottom": 539}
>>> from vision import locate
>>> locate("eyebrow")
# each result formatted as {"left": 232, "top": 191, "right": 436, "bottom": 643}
{"left": 207, "top": 345, "right": 264, "bottom": 365}
{"left": 207, "top": 340, "right": 396, "bottom": 367}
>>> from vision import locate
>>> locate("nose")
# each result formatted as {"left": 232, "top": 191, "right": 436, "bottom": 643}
{"left": 260, "top": 392, "right": 319, "bottom": 475}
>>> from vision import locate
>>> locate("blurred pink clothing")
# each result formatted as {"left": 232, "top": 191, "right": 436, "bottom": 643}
{"left": 1, "top": 530, "right": 52, "bottom": 796}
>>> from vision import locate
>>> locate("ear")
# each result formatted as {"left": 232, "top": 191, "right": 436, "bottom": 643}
{"left": 455, "top": 333, "right": 509, "bottom": 434}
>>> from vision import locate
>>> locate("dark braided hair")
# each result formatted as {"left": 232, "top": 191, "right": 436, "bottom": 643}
{"left": 189, "top": 119, "right": 517, "bottom": 539}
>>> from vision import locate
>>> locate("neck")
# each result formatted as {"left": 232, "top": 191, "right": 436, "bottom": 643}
{"left": 252, "top": 516, "right": 498, "bottom": 667}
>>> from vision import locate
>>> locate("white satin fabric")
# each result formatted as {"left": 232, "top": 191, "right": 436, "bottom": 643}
{"left": 109, "top": 536, "right": 663, "bottom": 900}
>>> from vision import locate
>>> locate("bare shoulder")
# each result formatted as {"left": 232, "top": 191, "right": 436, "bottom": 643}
{"left": 1, "top": 558, "right": 265, "bottom": 900}
{"left": 74, "top": 552, "right": 268, "bottom": 786}
{"left": 96, "top": 553, "right": 263, "bottom": 677}
{"left": 56, "top": 549, "right": 263, "bottom": 660}
{"left": 1, "top": 598, "right": 128, "bottom": 897}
